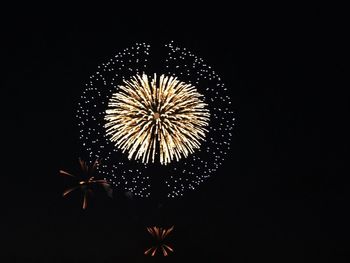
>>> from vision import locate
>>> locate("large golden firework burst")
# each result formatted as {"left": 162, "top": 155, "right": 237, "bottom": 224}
{"left": 104, "top": 73, "right": 210, "bottom": 165}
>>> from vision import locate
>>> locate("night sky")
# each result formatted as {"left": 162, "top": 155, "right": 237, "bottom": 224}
{"left": 2, "top": 6, "right": 348, "bottom": 262}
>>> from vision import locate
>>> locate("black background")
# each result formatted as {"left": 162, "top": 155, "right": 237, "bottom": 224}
{"left": 2, "top": 5, "right": 348, "bottom": 262}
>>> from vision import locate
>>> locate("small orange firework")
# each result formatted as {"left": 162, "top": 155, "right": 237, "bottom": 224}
{"left": 60, "top": 158, "right": 112, "bottom": 209}
{"left": 144, "top": 226, "right": 174, "bottom": 257}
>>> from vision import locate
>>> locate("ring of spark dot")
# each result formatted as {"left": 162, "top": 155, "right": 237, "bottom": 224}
{"left": 104, "top": 73, "right": 210, "bottom": 165}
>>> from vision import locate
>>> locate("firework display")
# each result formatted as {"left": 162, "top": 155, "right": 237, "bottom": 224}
{"left": 144, "top": 226, "right": 174, "bottom": 257}
{"left": 60, "top": 158, "right": 112, "bottom": 209}
{"left": 104, "top": 73, "right": 210, "bottom": 165}
{"left": 77, "top": 41, "right": 234, "bottom": 197}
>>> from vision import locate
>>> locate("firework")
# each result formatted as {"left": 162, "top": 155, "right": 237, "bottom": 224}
{"left": 104, "top": 73, "right": 210, "bottom": 165}
{"left": 60, "top": 158, "right": 112, "bottom": 209}
{"left": 77, "top": 41, "right": 234, "bottom": 197}
{"left": 144, "top": 226, "right": 174, "bottom": 257}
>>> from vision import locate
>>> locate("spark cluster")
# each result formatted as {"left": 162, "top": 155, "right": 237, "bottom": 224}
{"left": 104, "top": 73, "right": 210, "bottom": 165}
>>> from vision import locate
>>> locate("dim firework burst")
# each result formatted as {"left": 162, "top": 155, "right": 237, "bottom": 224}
{"left": 144, "top": 226, "right": 174, "bottom": 257}
{"left": 77, "top": 41, "right": 234, "bottom": 198}
{"left": 104, "top": 73, "right": 210, "bottom": 165}
{"left": 60, "top": 158, "right": 112, "bottom": 209}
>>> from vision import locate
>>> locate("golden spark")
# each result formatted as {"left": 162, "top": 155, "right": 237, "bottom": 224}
{"left": 144, "top": 226, "right": 174, "bottom": 257}
{"left": 60, "top": 158, "right": 112, "bottom": 209}
{"left": 105, "top": 73, "right": 210, "bottom": 165}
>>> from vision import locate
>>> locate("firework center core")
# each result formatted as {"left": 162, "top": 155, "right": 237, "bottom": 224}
{"left": 104, "top": 73, "right": 210, "bottom": 165}
{"left": 153, "top": 112, "right": 160, "bottom": 120}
